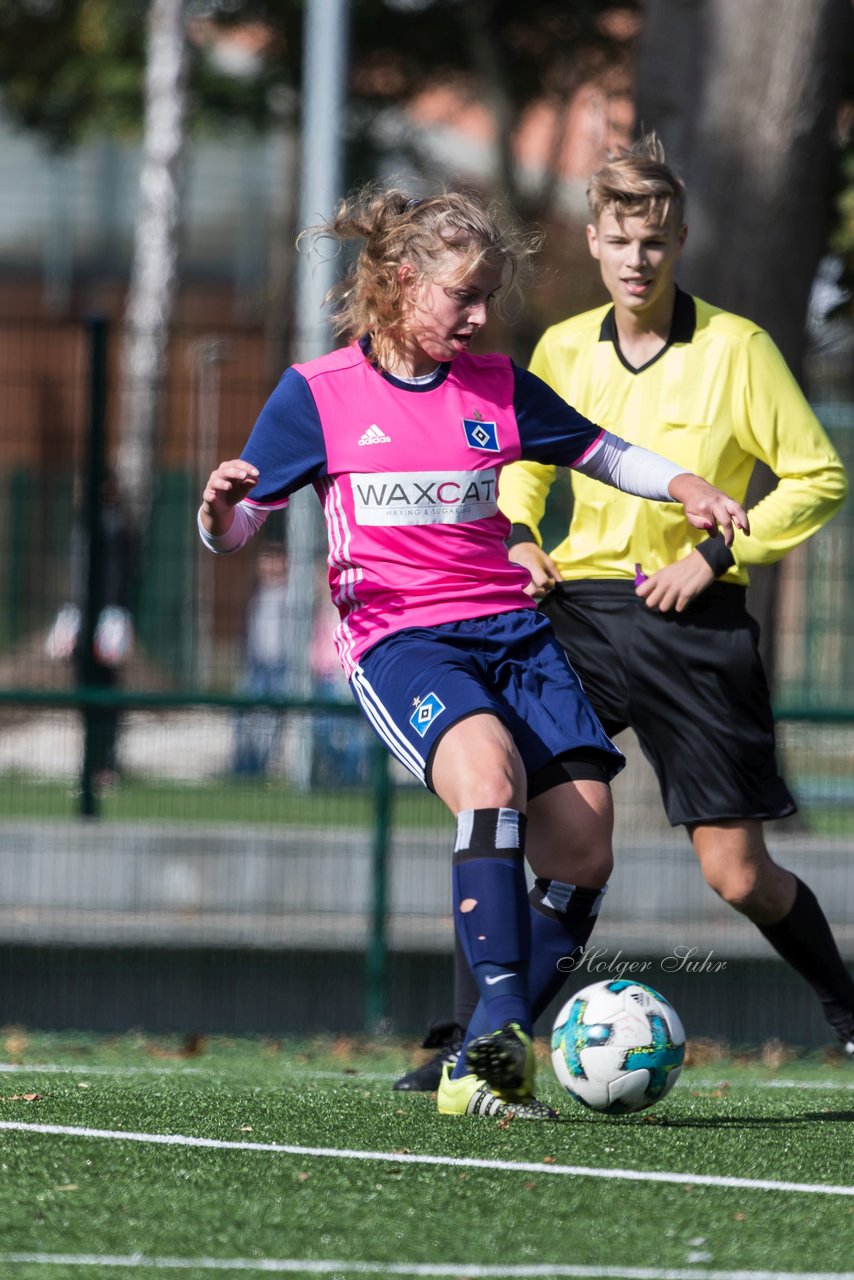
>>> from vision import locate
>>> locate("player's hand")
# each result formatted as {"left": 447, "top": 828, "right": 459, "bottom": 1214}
{"left": 667, "top": 473, "right": 749, "bottom": 548}
{"left": 508, "top": 542, "right": 564, "bottom": 599}
{"left": 201, "top": 460, "right": 259, "bottom": 532}
{"left": 636, "top": 550, "right": 715, "bottom": 613}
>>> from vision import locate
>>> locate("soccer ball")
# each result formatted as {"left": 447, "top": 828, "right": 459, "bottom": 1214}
{"left": 551, "top": 979, "right": 686, "bottom": 1115}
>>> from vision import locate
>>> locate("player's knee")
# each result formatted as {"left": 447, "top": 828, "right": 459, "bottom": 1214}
{"left": 535, "top": 838, "right": 613, "bottom": 887}
{"left": 716, "top": 860, "right": 798, "bottom": 924}
{"left": 693, "top": 823, "right": 778, "bottom": 913}
{"left": 442, "top": 759, "right": 522, "bottom": 811}
{"left": 464, "top": 781, "right": 519, "bottom": 810}
{"left": 566, "top": 811, "right": 614, "bottom": 882}
{"left": 574, "top": 842, "right": 614, "bottom": 886}
{"left": 704, "top": 862, "right": 763, "bottom": 912}
{"left": 720, "top": 881, "right": 760, "bottom": 914}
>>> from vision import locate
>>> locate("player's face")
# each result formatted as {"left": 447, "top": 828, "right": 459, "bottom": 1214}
{"left": 587, "top": 209, "right": 686, "bottom": 318}
{"left": 399, "top": 250, "right": 504, "bottom": 374}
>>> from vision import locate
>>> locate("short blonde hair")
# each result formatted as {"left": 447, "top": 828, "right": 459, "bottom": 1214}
{"left": 302, "top": 185, "right": 541, "bottom": 369}
{"left": 587, "top": 133, "right": 686, "bottom": 228}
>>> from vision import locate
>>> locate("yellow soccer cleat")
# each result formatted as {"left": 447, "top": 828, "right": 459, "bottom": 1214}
{"left": 436, "top": 1063, "right": 557, "bottom": 1120}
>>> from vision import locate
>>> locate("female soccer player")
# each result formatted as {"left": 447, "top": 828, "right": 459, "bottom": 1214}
{"left": 199, "top": 186, "right": 748, "bottom": 1119}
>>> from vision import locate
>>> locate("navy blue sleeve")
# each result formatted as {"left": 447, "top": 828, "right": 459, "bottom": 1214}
{"left": 240, "top": 367, "right": 328, "bottom": 505}
{"left": 512, "top": 363, "right": 604, "bottom": 464}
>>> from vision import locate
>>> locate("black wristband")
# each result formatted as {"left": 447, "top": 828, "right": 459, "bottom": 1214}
{"left": 695, "top": 537, "right": 736, "bottom": 576}
{"left": 506, "top": 523, "right": 538, "bottom": 548}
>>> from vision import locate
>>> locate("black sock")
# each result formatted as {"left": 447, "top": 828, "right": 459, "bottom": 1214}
{"left": 757, "top": 877, "right": 854, "bottom": 1040}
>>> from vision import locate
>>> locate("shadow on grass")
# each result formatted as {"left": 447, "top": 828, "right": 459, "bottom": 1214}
{"left": 602, "top": 1109, "right": 854, "bottom": 1127}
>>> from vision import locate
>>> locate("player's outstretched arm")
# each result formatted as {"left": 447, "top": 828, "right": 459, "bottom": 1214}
{"left": 200, "top": 460, "right": 259, "bottom": 537}
{"left": 667, "top": 474, "right": 750, "bottom": 548}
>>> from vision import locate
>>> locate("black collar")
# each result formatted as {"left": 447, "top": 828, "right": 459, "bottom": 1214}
{"left": 599, "top": 287, "right": 696, "bottom": 374}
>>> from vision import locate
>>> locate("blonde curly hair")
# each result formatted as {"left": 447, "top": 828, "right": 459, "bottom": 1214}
{"left": 301, "top": 185, "right": 542, "bottom": 370}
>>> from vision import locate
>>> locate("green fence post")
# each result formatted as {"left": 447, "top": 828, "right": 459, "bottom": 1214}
{"left": 364, "top": 738, "right": 392, "bottom": 1031}
{"left": 78, "top": 314, "right": 109, "bottom": 819}
{"left": 6, "top": 468, "right": 31, "bottom": 650}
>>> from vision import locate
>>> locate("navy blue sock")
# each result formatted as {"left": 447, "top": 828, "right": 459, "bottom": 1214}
{"left": 528, "top": 879, "right": 607, "bottom": 1022}
{"left": 453, "top": 927, "right": 479, "bottom": 1033}
{"left": 450, "top": 808, "right": 531, "bottom": 1077}
{"left": 452, "top": 874, "right": 606, "bottom": 1079}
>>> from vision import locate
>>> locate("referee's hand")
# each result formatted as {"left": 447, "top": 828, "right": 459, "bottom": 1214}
{"left": 636, "top": 551, "right": 715, "bottom": 613}
{"left": 667, "top": 474, "right": 750, "bottom": 547}
{"left": 508, "top": 543, "right": 563, "bottom": 599}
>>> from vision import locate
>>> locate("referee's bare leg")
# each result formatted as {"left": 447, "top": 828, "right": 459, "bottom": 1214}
{"left": 689, "top": 821, "right": 792, "bottom": 922}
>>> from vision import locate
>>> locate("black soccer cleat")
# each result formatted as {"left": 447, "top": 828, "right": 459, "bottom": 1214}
{"left": 393, "top": 1020, "right": 464, "bottom": 1092}
{"left": 464, "top": 1020, "right": 535, "bottom": 1101}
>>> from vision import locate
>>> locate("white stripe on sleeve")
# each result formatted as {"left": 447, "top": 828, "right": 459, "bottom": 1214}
{"left": 573, "top": 430, "right": 689, "bottom": 501}
{"left": 197, "top": 501, "right": 268, "bottom": 554}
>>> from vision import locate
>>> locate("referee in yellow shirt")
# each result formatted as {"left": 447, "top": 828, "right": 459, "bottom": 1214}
{"left": 394, "top": 134, "right": 853, "bottom": 1092}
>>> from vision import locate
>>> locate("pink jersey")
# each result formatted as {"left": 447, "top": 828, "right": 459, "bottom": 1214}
{"left": 242, "top": 343, "right": 603, "bottom": 676}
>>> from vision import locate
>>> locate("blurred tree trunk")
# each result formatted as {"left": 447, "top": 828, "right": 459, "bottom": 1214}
{"left": 635, "top": 0, "right": 854, "bottom": 687}
{"left": 116, "top": 0, "right": 190, "bottom": 534}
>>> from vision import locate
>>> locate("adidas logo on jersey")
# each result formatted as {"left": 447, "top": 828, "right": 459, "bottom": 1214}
{"left": 358, "top": 424, "right": 391, "bottom": 446}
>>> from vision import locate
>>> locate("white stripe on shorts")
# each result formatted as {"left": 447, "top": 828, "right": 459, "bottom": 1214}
{"left": 350, "top": 666, "right": 427, "bottom": 782}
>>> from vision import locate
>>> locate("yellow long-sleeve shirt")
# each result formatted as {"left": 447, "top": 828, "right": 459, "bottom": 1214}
{"left": 499, "top": 290, "right": 848, "bottom": 584}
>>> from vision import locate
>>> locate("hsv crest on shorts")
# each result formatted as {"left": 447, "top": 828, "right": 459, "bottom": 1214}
{"left": 409, "top": 691, "right": 446, "bottom": 737}
{"left": 462, "top": 418, "right": 499, "bottom": 452}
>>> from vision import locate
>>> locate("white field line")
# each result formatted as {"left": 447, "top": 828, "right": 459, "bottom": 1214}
{"left": 0, "top": 1063, "right": 203, "bottom": 1076}
{"left": 705, "top": 1079, "right": 854, "bottom": 1090}
{"left": 0, "top": 1063, "right": 391, "bottom": 1081}
{"left": 275, "top": 1071, "right": 854, "bottom": 1090}
{"left": 0, "top": 1120, "right": 852, "bottom": 1198}
{"left": 286, "top": 1073, "right": 854, "bottom": 1091}
{"left": 0, "top": 1254, "right": 853, "bottom": 1278}
{"left": 4, "top": 1062, "right": 854, "bottom": 1089}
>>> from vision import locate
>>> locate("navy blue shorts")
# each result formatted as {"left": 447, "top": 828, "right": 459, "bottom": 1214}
{"left": 350, "top": 609, "right": 624, "bottom": 794}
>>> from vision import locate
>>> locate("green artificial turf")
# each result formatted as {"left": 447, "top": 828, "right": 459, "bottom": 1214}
{"left": 0, "top": 1031, "right": 852, "bottom": 1278}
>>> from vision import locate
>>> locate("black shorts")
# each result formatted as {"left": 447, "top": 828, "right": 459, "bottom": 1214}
{"left": 540, "top": 581, "right": 796, "bottom": 828}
